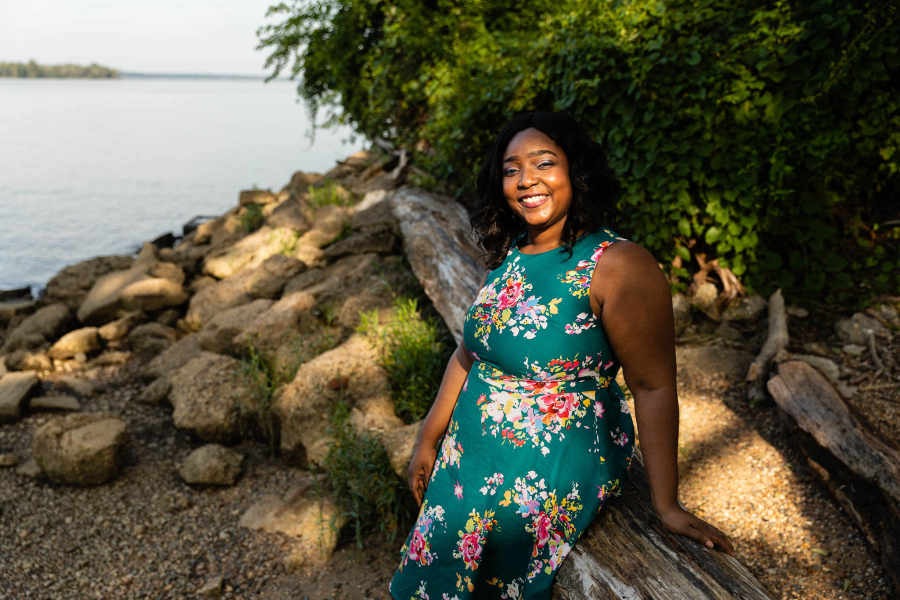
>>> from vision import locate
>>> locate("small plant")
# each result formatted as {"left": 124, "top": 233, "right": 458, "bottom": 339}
{"left": 333, "top": 219, "right": 354, "bottom": 243}
{"left": 359, "top": 296, "right": 453, "bottom": 423}
{"left": 318, "top": 383, "right": 415, "bottom": 548}
{"left": 278, "top": 230, "right": 301, "bottom": 256}
{"left": 307, "top": 181, "right": 355, "bottom": 209}
{"left": 238, "top": 203, "right": 264, "bottom": 233}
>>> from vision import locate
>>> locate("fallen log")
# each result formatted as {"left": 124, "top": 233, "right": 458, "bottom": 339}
{"left": 392, "top": 186, "right": 775, "bottom": 599}
{"left": 767, "top": 360, "right": 900, "bottom": 591}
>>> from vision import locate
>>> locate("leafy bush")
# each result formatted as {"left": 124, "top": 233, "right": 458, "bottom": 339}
{"left": 259, "top": 0, "right": 900, "bottom": 303}
{"left": 307, "top": 181, "right": 355, "bottom": 209}
{"left": 358, "top": 296, "right": 454, "bottom": 423}
{"left": 238, "top": 203, "right": 264, "bottom": 233}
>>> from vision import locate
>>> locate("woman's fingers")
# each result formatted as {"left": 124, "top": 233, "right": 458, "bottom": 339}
{"left": 691, "top": 521, "right": 736, "bottom": 556}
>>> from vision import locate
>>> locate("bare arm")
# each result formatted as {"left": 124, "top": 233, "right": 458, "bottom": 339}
{"left": 591, "top": 241, "right": 734, "bottom": 555}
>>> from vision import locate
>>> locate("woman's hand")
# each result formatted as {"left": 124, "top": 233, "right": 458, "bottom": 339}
{"left": 407, "top": 444, "right": 438, "bottom": 506}
{"left": 657, "top": 504, "right": 735, "bottom": 556}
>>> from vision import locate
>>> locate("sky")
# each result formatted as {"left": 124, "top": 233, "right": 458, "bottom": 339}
{"left": 0, "top": 0, "right": 288, "bottom": 75}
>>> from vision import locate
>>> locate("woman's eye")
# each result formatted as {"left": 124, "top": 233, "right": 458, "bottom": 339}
{"left": 537, "top": 161, "right": 554, "bottom": 168}
{"left": 503, "top": 168, "right": 518, "bottom": 176}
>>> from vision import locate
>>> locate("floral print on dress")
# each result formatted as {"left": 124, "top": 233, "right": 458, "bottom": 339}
{"left": 480, "top": 473, "right": 504, "bottom": 496}
{"left": 564, "top": 312, "right": 596, "bottom": 335}
{"left": 485, "top": 576, "right": 525, "bottom": 599}
{"left": 397, "top": 501, "right": 447, "bottom": 573}
{"left": 467, "top": 257, "right": 562, "bottom": 350}
{"left": 557, "top": 231, "right": 625, "bottom": 298}
{"left": 499, "top": 471, "right": 584, "bottom": 581}
{"left": 431, "top": 419, "right": 464, "bottom": 483}
{"left": 453, "top": 508, "right": 499, "bottom": 572}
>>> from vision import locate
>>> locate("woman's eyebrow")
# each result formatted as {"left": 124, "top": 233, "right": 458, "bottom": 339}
{"left": 502, "top": 149, "right": 558, "bottom": 164}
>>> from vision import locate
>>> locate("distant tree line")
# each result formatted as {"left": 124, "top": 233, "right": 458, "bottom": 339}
{"left": 0, "top": 60, "right": 119, "bottom": 78}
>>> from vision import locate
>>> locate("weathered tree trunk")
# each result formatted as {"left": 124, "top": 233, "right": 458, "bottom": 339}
{"left": 391, "top": 186, "right": 775, "bottom": 599}
{"left": 746, "top": 289, "right": 787, "bottom": 402}
{"left": 767, "top": 360, "right": 900, "bottom": 591}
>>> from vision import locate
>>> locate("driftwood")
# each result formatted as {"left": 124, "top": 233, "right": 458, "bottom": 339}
{"left": 746, "top": 289, "right": 787, "bottom": 402}
{"left": 393, "top": 186, "right": 775, "bottom": 599}
{"left": 555, "top": 449, "right": 774, "bottom": 600}
{"left": 767, "top": 360, "right": 900, "bottom": 591}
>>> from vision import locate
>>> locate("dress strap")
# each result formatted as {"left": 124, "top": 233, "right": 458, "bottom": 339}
{"left": 583, "top": 228, "right": 627, "bottom": 270}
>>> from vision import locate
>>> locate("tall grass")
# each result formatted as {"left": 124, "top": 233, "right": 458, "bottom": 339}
{"left": 307, "top": 181, "right": 355, "bottom": 209}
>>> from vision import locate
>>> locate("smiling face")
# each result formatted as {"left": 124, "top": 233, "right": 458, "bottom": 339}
{"left": 502, "top": 127, "right": 573, "bottom": 244}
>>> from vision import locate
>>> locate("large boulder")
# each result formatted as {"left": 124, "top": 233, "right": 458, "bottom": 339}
{"left": 120, "top": 278, "right": 188, "bottom": 312}
{"left": 323, "top": 225, "right": 397, "bottom": 260}
{"left": 232, "top": 292, "right": 316, "bottom": 360}
{"left": 0, "top": 303, "right": 71, "bottom": 354}
{"left": 272, "top": 334, "right": 388, "bottom": 466}
{"left": 246, "top": 254, "right": 307, "bottom": 299}
{"left": 168, "top": 352, "right": 257, "bottom": 443}
{"left": 184, "top": 271, "right": 254, "bottom": 329}
{"left": 178, "top": 444, "right": 243, "bottom": 485}
{"left": 722, "top": 294, "right": 767, "bottom": 322}
{"left": 198, "top": 299, "right": 273, "bottom": 355}
{"left": 836, "top": 312, "right": 890, "bottom": 345}
{"left": 127, "top": 323, "right": 178, "bottom": 358}
{"left": 0, "top": 372, "right": 40, "bottom": 423}
{"left": 0, "top": 299, "right": 36, "bottom": 326}
{"left": 203, "top": 226, "right": 300, "bottom": 279}
{"left": 239, "top": 189, "right": 278, "bottom": 206}
{"left": 266, "top": 198, "right": 311, "bottom": 232}
{"left": 97, "top": 310, "right": 146, "bottom": 342}
{"left": 44, "top": 255, "right": 134, "bottom": 310}
{"left": 32, "top": 412, "right": 128, "bottom": 485}
{"left": 48, "top": 327, "right": 101, "bottom": 360}
{"left": 349, "top": 394, "right": 403, "bottom": 438}
{"left": 378, "top": 420, "right": 423, "bottom": 479}
{"left": 295, "top": 205, "right": 349, "bottom": 249}
{"left": 142, "top": 333, "right": 202, "bottom": 380}
{"left": 76, "top": 268, "right": 149, "bottom": 325}
{"left": 351, "top": 189, "right": 397, "bottom": 233}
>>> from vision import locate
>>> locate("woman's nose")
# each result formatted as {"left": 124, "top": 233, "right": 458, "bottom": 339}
{"left": 517, "top": 166, "right": 537, "bottom": 188}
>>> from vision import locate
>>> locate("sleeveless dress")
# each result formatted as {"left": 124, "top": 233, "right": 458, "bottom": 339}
{"left": 389, "top": 227, "right": 636, "bottom": 600}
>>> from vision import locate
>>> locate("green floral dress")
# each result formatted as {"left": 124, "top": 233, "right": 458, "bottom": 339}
{"left": 390, "top": 228, "right": 636, "bottom": 600}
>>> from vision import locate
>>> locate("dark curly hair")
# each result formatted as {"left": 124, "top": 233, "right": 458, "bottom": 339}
{"left": 471, "top": 111, "right": 621, "bottom": 269}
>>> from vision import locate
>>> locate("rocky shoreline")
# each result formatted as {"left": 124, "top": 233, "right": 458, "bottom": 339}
{"left": 1, "top": 149, "right": 898, "bottom": 599}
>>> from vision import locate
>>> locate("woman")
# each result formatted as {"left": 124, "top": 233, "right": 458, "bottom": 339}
{"left": 389, "top": 111, "right": 733, "bottom": 600}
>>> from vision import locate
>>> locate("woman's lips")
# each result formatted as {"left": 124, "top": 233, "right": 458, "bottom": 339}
{"left": 519, "top": 194, "right": 549, "bottom": 208}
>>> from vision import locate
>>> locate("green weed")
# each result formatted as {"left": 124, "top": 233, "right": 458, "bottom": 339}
{"left": 278, "top": 230, "right": 301, "bottom": 256}
{"left": 358, "top": 296, "right": 453, "bottom": 423}
{"left": 238, "top": 203, "right": 264, "bottom": 233}
{"left": 307, "top": 181, "right": 355, "bottom": 209}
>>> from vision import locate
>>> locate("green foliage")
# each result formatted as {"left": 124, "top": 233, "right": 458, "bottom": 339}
{"left": 307, "top": 181, "right": 355, "bottom": 209}
{"left": 238, "top": 203, "right": 265, "bottom": 233}
{"left": 0, "top": 60, "right": 119, "bottom": 78}
{"left": 318, "top": 388, "right": 414, "bottom": 548}
{"left": 358, "top": 296, "right": 454, "bottom": 423}
{"left": 278, "top": 230, "right": 301, "bottom": 256}
{"left": 259, "top": 0, "right": 900, "bottom": 302}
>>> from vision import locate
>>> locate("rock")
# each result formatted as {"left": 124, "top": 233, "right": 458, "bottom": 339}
{"left": 0, "top": 303, "right": 71, "bottom": 353}
{"left": 323, "top": 225, "right": 397, "bottom": 259}
{"left": 842, "top": 344, "right": 866, "bottom": 356}
{"left": 198, "top": 299, "right": 273, "bottom": 355}
{"left": 4, "top": 349, "right": 52, "bottom": 372}
{"left": 351, "top": 189, "right": 397, "bottom": 233}
{"left": 390, "top": 188, "right": 481, "bottom": 343}
{"left": 675, "top": 345, "right": 755, "bottom": 378}
{"left": 29, "top": 395, "right": 81, "bottom": 413}
{"left": 786, "top": 306, "right": 809, "bottom": 318}
{"left": 689, "top": 282, "right": 719, "bottom": 320}
{"left": 178, "top": 444, "right": 243, "bottom": 486}
{"left": 871, "top": 304, "right": 900, "bottom": 327}
{"left": 294, "top": 245, "right": 327, "bottom": 270}
{"left": 0, "top": 453, "right": 18, "bottom": 467}
{"left": 246, "top": 254, "right": 307, "bottom": 299}
{"left": 48, "top": 327, "right": 101, "bottom": 360}
{"left": 721, "top": 294, "right": 767, "bottom": 321}
{"left": 232, "top": 292, "right": 316, "bottom": 360}
{"left": 142, "top": 333, "right": 202, "bottom": 380}
{"left": 0, "top": 372, "right": 40, "bottom": 423}
{"left": 150, "top": 232, "right": 177, "bottom": 249}
{"left": 54, "top": 375, "right": 97, "bottom": 398}
{"left": 0, "top": 299, "right": 36, "bottom": 326}
{"left": 0, "top": 357, "right": 5, "bottom": 377}
{"left": 239, "top": 189, "right": 278, "bottom": 206}
{"left": 127, "top": 322, "right": 178, "bottom": 358}
{"left": 138, "top": 377, "right": 171, "bottom": 405}
{"left": 296, "top": 205, "right": 349, "bottom": 249}
{"left": 184, "top": 271, "right": 254, "bottom": 329}
{"left": 76, "top": 268, "right": 149, "bottom": 325}
{"left": 203, "top": 227, "right": 300, "bottom": 279}
{"left": 272, "top": 334, "right": 388, "bottom": 465}
{"left": 32, "top": 412, "right": 128, "bottom": 485}
{"left": 379, "top": 420, "right": 422, "bottom": 479}
{"left": 714, "top": 322, "right": 744, "bottom": 344}
{"left": 168, "top": 352, "right": 257, "bottom": 443}
{"left": 671, "top": 294, "right": 691, "bottom": 337}
{"left": 44, "top": 255, "right": 133, "bottom": 310}
{"left": 120, "top": 277, "right": 188, "bottom": 312}
{"left": 97, "top": 310, "right": 146, "bottom": 342}
{"left": 336, "top": 293, "right": 394, "bottom": 330}
{"left": 197, "top": 575, "right": 225, "bottom": 597}
{"left": 303, "top": 253, "right": 381, "bottom": 302}
{"left": 0, "top": 286, "right": 31, "bottom": 301}
{"left": 239, "top": 488, "right": 345, "bottom": 561}
{"left": 349, "top": 394, "right": 403, "bottom": 437}
{"left": 836, "top": 312, "right": 890, "bottom": 345}
{"left": 283, "top": 269, "right": 326, "bottom": 296}
{"left": 189, "top": 275, "right": 217, "bottom": 294}
{"left": 146, "top": 261, "right": 186, "bottom": 285}
{"left": 16, "top": 456, "right": 44, "bottom": 478}
{"left": 266, "top": 198, "right": 311, "bottom": 233}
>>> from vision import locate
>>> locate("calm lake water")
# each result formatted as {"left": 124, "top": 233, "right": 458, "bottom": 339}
{"left": 0, "top": 77, "right": 364, "bottom": 293}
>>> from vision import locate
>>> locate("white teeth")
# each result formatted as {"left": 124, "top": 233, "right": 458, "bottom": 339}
{"left": 521, "top": 195, "right": 547, "bottom": 203}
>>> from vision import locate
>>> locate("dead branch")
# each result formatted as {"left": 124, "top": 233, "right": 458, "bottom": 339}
{"left": 746, "top": 289, "right": 788, "bottom": 401}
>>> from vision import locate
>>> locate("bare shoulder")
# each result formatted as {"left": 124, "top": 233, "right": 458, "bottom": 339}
{"left": 590, "top": 240, "right": 669, "bottom": 310}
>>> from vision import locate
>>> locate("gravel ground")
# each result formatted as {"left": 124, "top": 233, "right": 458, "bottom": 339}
{"left": 1, "top": 347, "right": 896, "bottom": 600}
